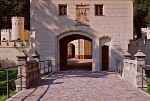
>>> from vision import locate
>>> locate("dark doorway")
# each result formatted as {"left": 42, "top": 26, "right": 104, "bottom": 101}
{"left": 72, "top": 44, "right": 75, "bottom": 58}
{"left": 102, "top": 46, "right": 109, "bottom": 70}
{"left": 59, "top": 34, "right": 92, "bottom": 71}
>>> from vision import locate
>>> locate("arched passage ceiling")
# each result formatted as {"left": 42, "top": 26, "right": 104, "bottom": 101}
{"left": 59, "top": 34, "right": 92, "bottom": 44}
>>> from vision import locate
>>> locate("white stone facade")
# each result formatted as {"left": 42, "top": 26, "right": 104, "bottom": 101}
{"left": 30, "top": 0, "right": 133, "bottom": 71}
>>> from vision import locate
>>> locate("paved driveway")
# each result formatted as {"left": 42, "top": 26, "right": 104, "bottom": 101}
{"left": 7, "top": 71, "right": 150, "bottom": 101}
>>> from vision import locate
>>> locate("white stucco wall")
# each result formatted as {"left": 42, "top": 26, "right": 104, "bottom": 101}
{"left": 30, "top": 0, "right": 133, "bottom": 71}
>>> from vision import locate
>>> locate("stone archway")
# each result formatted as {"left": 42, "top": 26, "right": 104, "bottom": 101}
{"left": 57, "top": 31, "right": 95, "bottom": 71}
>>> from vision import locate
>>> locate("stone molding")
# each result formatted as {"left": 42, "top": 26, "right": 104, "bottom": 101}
{"left": 99, "top": 36, "right": 111, "bottom": 40}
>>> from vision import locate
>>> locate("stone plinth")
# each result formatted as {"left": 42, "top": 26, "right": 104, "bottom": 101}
{"left": 134, "top": 50, "right": 147, "bottom": 88}
{"left": 15, "top": 51, "right": 28, "bottom": 91}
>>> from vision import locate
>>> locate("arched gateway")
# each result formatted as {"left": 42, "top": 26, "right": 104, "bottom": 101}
{"left": 57, "top": 30, "right": 97, "bottom": 71}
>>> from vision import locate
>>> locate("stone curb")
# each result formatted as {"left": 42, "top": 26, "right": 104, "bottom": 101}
{"left": 115, "top": 72, "right": 123, "bottom": 79}
{"left": 42, "top": 72, "right": 54, "bottom": 79}
{"left": 138, "top": 88, "right": 150, "bottom": 98}
{"left": 115, "top": 71, "right": 150, "bottom": 98}
{"left": 6, "top": 90, "right": 25, "bottom": 101}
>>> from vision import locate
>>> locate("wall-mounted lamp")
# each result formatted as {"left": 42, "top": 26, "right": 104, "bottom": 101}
{"left": 134, "top": 34, "right": 138, "bottom": 45}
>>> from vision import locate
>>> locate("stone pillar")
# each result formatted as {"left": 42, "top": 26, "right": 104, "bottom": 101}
{"left": 15, "top": 51, "right": 28, "bottom": 91}
{"left": 122, "top": 51, "right": 131, "bottom": 78}
{"left": 32, "top": 51, "right": 40, "bottom": 77}
{"left": 93, "top": 37, "right": 100, "bottom": 71}
{"left": 32, "top": 51, "right": 40, "bottom": 61}
{"left": 134, "top": 49, "right": 147, "bottom": 88}
{"left": 123, "top": 51, "right": 131, "bottom": 60}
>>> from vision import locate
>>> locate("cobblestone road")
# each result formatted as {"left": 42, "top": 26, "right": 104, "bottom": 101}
{"left": 7, "top": 71, "right": 150, "bottom": 101}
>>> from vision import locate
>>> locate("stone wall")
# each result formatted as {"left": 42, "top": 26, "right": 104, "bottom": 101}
{"left": 1, "top": 29, "right": 30, "bottom": 41}
{"left": 120, "top": 51, "right": 147, "bottom": 88}
{"left": 0, "top": 41, "right": 29, "bottom": 67}
{"left": 128, "top": 39, "right": 150, "bottom": 66}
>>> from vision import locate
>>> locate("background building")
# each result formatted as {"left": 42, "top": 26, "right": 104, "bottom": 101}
{"left": 1, "top": 17, "right": 29, "bottom": 41}
{"left": 0, "top": 17, "right": 30, "bottom": 67}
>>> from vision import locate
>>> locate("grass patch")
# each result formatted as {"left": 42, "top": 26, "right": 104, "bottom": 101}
{"left": 0, "top": 90, "right": 17, "bottom": 101}
{"left": 144, "top": 89, "right": 150, "bottom": 95}
{"left": 0, "top": 70, "right": 17, "bottom": 95}
{"left": 41, "top": 72, "right": 50, "bottom": 78}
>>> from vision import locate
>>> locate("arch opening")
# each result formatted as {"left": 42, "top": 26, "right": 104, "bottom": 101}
{"left": 72, "top": 44, "right": 75, "bottom": 58}
{"left": 68, "top": 43, "right": 75, "bottom": 58}
{"left": 58, "top": 34, "right": 93, "bottom": 71}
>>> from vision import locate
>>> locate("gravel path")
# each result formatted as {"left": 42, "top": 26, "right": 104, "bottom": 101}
{"left": 7, "top": 71, "right": 150, "bottom": 101}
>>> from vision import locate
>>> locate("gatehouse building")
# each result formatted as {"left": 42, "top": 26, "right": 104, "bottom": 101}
{"left": 0, "top": 0, "right": 134, "bottom": 71}
{"left": 30, "top": 0, "right": 133, "bottom": 71}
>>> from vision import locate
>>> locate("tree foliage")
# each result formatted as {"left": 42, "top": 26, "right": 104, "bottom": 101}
{"left": 0, "top": 0, "right": 30, "bottom": 30}
{"left": 134, "top": 0, "right": 150, "bottom": 38}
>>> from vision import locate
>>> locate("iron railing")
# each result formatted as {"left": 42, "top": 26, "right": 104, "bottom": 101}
{"left": 140, "top": 65, "right": 150, "bottom": 90}
{"left": 0, "top": 59, "right": 53, "bottom": 98}
{"left": 0, "top": 65, "right": 23, "bottom": 98}
{"left": 116, "top": 59, "right": 124, "bottom": 77}
{"left": 39, "top": 60, "right": 52, "bottom": 75}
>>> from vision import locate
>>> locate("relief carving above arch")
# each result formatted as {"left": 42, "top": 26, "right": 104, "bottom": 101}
{"left": 75, "top": 4, "right": 90, "bottom": 26}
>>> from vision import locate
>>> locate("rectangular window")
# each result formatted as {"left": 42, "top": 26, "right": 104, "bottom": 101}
{"left": 59, "top": 5, "right": 67, "bottom": 15}
{"left": 95, "top": 5, "right": 103, "bottom": 16}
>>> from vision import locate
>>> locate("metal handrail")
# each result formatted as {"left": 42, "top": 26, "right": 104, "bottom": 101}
{"left": 0, "top": 65, "right": 23, "bottom": 70}
{"left": 0, "top": 59, "right": 52, "bottom": 98}
{"left": 0, "top": 65, "right": 23, "bottom": 98}
{"left": 140, "top": 65, "right": 150, "bottom": 90}
{"left": 39, "top": 60, "right": 52, "bottom": 75}
{"left": 0, "top": 75, "right": 24, "bottom": 86}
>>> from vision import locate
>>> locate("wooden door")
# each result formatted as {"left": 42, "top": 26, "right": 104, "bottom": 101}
{"left": 102, "top": 46, "right": 109, "bottom": 70}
